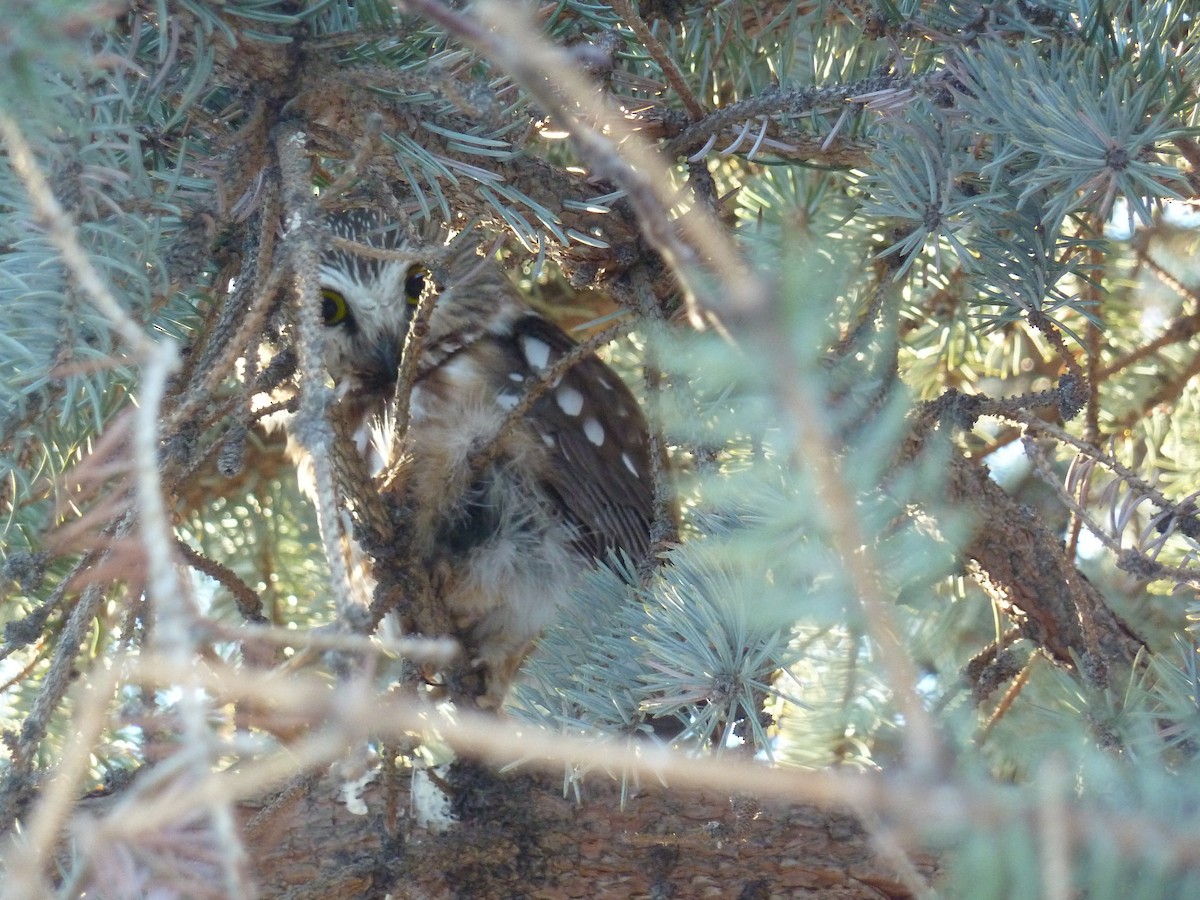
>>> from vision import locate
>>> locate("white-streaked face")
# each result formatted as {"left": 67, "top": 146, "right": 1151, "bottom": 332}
{"left": 315, "top": 209, "right": 523, "bottom": 413}
{"left": 317, "top": 210, "right": 429, "bottom": 399}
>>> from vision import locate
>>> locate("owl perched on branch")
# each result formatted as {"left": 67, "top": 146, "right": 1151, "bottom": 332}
{"left": 311, "top": 208, "right": 657, "bottom": 706}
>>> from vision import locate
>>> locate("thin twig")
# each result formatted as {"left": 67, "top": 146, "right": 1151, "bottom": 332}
{"left": 385, "top": 253, "right": 445, "bottom": 479}
{"left": 1025, "top": 308, "right": 1084, "bottom": 382}
{"left": 1, "top": 658, "right": 123, "bottom": 898}
{"left": 979, "top": 655, "right": 1035, "bottom": 741}
{"left": 319, "top": 112, "right": 384, "bottom": 207}
{"left": 1012, "top": 412, "right": 1179, "bottom": 520}
{"left": 135, "top": 346, "right": 185, "bottom": 648}
{"left": 832, "top": 276, "right": 894, "bottom": 359}
{"left": 202, "top": 621, "right": 457, "bottom": 664}
{"left": 1112, "top": 347, "right": 1200, "bottom": 433}
{"left": 9, "top": 561, "right": 115, "bottom": 778}
{"left": 404, "top": 0, "right": 764, "bottom": 330}
{"left": 610, "top": 0, "right": 705, "bottom": 121}
{"left": 138, "top": 341, "right": 255, "bottom": 898}
{"left": 328, "top": 234, "right": 433, "bottom": 264}
{"left": 0, "top": 549, "right": 99, "bottom": 662}
{"left": 274, "top": 126, "right": 369, "bottom": 632}
{"left": 0, "top": 639, "right": 50, "bottom": 696}
{"left": 176, "top": 540, "right": 266, "bottom": 624}
{"left": 663, "top": 71, "right": 941, "bottom": 160}
{"left": 1017, "top": 431, "right": 1200, "bottom": 587}
{"left": 164, "top": 188, "right": 285, "bottom": 434}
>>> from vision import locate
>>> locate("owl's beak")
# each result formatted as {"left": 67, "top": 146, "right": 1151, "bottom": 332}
{"left": 362, "top": 336, "right": 403, "bottom": 394}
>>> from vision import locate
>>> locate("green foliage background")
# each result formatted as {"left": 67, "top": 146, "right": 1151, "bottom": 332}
{"left": 2, "top": 0, "right": 1200, "bottom": 895}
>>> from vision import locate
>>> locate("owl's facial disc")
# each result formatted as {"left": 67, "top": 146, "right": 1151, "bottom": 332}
{"left": 315, "top": 257, "right": 436, "bottom": 407}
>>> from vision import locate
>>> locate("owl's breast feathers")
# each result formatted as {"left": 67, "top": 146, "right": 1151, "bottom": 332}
{"left": 399, "top": 303, "right": 656, "bottom": 705}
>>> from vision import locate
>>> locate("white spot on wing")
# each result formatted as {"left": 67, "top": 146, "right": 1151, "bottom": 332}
{"left": 440, "top": 353, "right": 480, "bottom": 386}
{"left": 508, "top": 372, "right": 524, "bottom": 382}
{"left": 542, "top": 433, "right": 556, "bottom": 447}
{"left": 521, "top": 336, "right": 551, "bottom": 371}
{"left": 555, "top": 385, "right": 584, "bottom": 416}
{"left": 621, "top": 452, "right": 639, "bottom": 477}
{"left": 583, "top": 417, "right": 604, "bottom": 446}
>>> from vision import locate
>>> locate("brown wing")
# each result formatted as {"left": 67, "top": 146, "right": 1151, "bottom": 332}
{"left": 506, "top": 314, "right": 655, "bottom": 565}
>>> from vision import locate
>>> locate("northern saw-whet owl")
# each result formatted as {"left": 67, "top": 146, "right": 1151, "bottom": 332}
{"left": 312, "top": 209, "right": 656, "bottom": 707}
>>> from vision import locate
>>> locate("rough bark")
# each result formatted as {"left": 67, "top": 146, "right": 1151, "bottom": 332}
{"left": 946, "top": 447, "right": 1144, "bottom": 686}
{"left": 233, "top": 761, "right": 935, "bottom": 899}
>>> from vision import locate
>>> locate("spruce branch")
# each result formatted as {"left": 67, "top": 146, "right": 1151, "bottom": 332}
{"left": 1007, "top": 411, "right": 1200, "bottom": 587}
{"left": 610, "top": 0, "right": 705, "bottom": 122}
{"left": 1, "top": 576, "right": 111, "bottom": 818}
{"left": 63, "top": 674, "right": 1200, "bottom": 882}
{"left": 1094, "top": 247, "right": 1200, "bottom": 382}
{"left": 164, "top": 191, "right": 284, "bottom": 438}
{"left": 1, "top": 657, "right": 123, "bottom": 899}
{"left": 629, "top": 265, "right": 681, "bottom": 557}
{"left": 942, "top": 442, "right": 1143, "bottom": 682}
{"left": 384, "top": 256, "right": 443, "bottom": 485}
{"left": 273, "top": 126, "right": 368, "bottom": 634}
{"left": 0, "top": 111, "right": 154, "bottom": 359}
{"left": 175, "top": 540, "right": 267, "bottom": 627}
{"left": 1111, "top": 345, "right": 1200, "bottom": 433}
{"left": 318, "top": 111, "right": 384, "bottom": 208}
{"left": 402, "top": 0, "right": 766, "bottom": 329}
{"left": 4, "top": 1, "right": 1200, "bottom": 894}
{"left": 133, "top": 349, "right": 184, "bottom": 651}
{"left": 664, "top": 72, "right": 944, "bottom": 164}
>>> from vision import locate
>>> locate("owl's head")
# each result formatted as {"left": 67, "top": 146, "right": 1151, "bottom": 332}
{"left": 317, "top": 209, "right": 521, "bottom": 410}
{"left": 317, "top": 209, "right": 429, "bottom": 403}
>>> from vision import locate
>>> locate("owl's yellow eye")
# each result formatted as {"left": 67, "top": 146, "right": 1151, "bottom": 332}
{"left": 322, "top": 288, "right": 349, "bottom": 326}
{"left": 404, "top": 264, "right": 429, "bottom": 306}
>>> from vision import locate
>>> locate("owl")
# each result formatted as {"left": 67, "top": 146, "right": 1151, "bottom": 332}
{"left": 312, "top": 208, "right": 656, "bottom": 707}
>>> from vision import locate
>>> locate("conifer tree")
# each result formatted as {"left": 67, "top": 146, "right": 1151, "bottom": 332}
{"left": 2, "top": 1, "right": 1200, "bottom": 896}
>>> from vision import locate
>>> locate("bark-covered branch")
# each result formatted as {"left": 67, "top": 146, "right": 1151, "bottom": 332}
{"left": 70, "top": 759, "right": 933, "bottom": 899}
